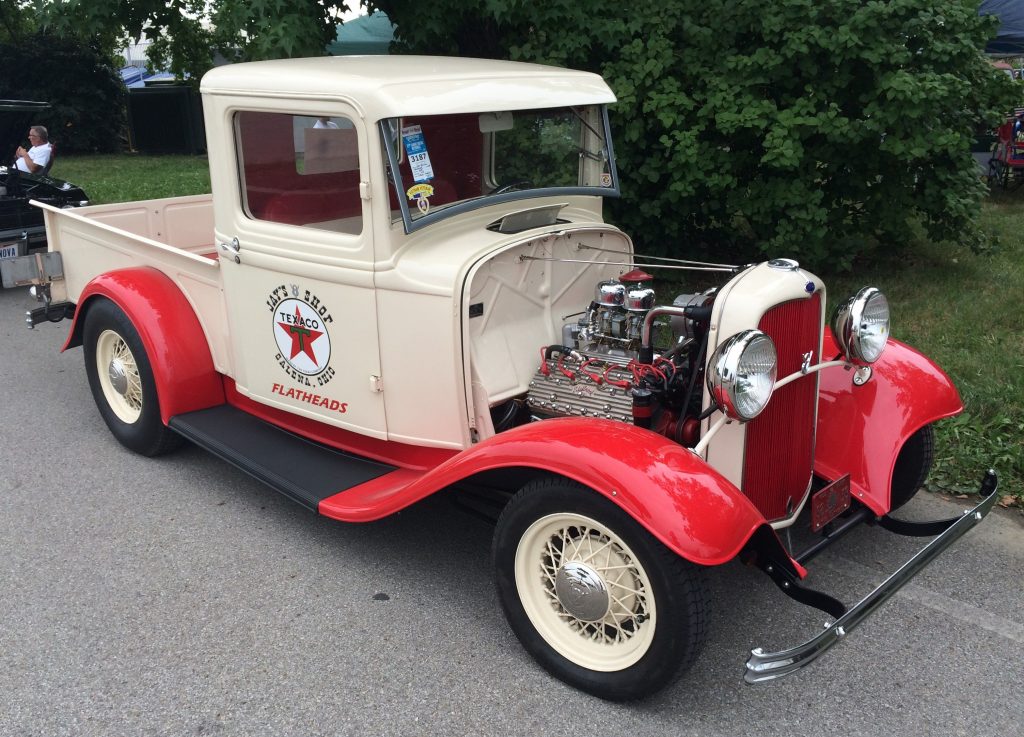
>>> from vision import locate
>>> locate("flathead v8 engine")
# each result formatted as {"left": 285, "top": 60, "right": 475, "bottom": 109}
{"left": 526, "top": 268, "right": 716, "bottom": 447}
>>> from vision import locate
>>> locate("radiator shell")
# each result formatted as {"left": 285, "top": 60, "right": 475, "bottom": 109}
{"left": 703, "top": 262, "right": 826, "bottom": 525}
{"left": 743, "top": 294, "right": 823, "bottom": 521}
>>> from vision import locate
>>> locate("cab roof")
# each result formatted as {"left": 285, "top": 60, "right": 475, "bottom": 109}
{"left": 200, "top": 55, "right": 616, "bottom": 120}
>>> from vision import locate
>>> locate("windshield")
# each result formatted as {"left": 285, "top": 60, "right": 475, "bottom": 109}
{"left": 380, "top": 105, "right": 618, "bottom": 232}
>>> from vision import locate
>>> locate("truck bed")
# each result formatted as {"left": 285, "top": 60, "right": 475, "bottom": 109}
{"left": 34, "top": 194, "right": 231, "bottom": 373}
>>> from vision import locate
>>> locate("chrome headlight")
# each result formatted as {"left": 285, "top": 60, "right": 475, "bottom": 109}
{"left": 707, "top": 330, "right": 778, "bottom": 421}
{"left": 831, "top": 287, "right": 890, "bottom": 364}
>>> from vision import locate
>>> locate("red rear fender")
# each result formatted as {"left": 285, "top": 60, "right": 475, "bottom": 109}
{"left": 64, "top": 267, "right": 224, "bottom": 423}
{"left": 815, "top": 335, "right": 962, "bottom": 513}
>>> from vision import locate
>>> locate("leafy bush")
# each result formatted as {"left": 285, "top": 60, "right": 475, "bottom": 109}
{"left": 372, "top": 0, "right": 1018, "bottom": 268}
{"left": 0, "top": 31, "right": 125, "bottom": 154}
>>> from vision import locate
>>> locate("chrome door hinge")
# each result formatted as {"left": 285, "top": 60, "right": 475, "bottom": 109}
{"left": 219, "top": 237, "right": 241, "bottom": 264}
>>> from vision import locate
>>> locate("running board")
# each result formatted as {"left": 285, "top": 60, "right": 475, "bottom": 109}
{"left": 168, "top": 405, "right": 397, "bottom": 512}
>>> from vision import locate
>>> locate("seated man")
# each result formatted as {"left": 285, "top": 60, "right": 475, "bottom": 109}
{"left": 14, "top": 125, "right": 51, "bottom": 174}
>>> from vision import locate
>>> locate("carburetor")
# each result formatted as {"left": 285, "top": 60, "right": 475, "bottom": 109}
{"left": 568, "top": 268, "right": 657, "bottom": 360}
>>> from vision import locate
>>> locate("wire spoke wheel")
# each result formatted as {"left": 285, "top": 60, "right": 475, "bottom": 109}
{"left": 494, "top": 478, "right": 707, "bottom": 700}
{"left": 83, "top": 298, "right": 183, "bottom": 456}
{"left": 517, "top": 512, "right": 656, "bottom": 670}
{"left": 95, "top": 329, "right": 144, "bottom": 424}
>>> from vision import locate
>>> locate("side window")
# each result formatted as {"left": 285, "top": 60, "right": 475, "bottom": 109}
{"left": 235, "top": 111, "right": 363, "bottom": 235}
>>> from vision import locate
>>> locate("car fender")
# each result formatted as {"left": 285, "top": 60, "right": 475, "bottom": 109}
{"left": 63, "top": 267, "right": 224, "bottom": 423}
{"left": 418, "top": 417, "right": 767, "bottom": 566}
{"left": 814, "top": 334, "right": 962, "bottom": 514}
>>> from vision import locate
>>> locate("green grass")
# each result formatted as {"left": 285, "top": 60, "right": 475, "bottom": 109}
{"left": 55, "top": 153, "right": 211, "bottom": 204}
{"left": 54, "top": 153, "right": 1023, "bottom": 504}
{"left": 826, "top": 201, "right": 1023, "bottom": 503}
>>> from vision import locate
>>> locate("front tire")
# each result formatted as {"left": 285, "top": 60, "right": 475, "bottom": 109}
{"left": 82, "top": 298, "right": 183, "bottom": 456}
{"left": 493, "top": 478, "right": 707, "bottom": 700}
{"left": 889, "top": 425, "right": 935, "bottom": 511}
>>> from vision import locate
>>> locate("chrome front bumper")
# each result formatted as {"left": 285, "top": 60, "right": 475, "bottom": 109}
{"left": 744, "top": 470, "right": 999, "bottom": 684}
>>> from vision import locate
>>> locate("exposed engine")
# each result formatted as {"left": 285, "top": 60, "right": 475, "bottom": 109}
{"left": 523, "top": 269, "right": 717, "bottom": 446}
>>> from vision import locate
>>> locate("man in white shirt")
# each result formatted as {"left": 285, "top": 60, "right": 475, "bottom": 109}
{"left": 14, "top": 126, "right": 51, "bottom": 174}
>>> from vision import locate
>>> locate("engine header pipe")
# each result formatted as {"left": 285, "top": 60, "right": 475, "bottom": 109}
{"left": 639, "top": 305, "right": 712, "bottom": 364}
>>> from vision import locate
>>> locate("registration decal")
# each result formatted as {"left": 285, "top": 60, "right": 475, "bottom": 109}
{"left": 401, "top": 124, "right": 435, "bottom": 183}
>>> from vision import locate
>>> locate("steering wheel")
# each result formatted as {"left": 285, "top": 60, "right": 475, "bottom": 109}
{"left": 489, "top": 179, "right": 533, "bottom": 195}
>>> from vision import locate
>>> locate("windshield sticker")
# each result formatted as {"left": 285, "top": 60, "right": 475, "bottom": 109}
{"left": 406, "top": 183, "right": 434, "bottom": 214}
{"left": 401, "top": 124, "right": 435, "bottom": 182}
{"left": 406, "top": 183, "right": 434, "bottom": 200}
{"left": 601, "top": 172, "right": 612, "bottom": 187}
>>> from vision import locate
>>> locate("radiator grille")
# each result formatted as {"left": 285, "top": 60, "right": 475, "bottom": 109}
{"left": 742, "top": 293, "right": 822, "bottom": 521}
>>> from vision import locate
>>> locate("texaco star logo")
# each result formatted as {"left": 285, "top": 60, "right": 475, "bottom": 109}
{"left": 272, "top": 297, "right": 332, "bottom": 377}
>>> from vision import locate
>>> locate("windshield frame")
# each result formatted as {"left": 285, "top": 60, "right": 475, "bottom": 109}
{"left": 379, "top": 105, "right": 620, "bottom": 234}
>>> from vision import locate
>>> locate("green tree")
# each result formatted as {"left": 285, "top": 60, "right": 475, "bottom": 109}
{"left": 0, "top": 1, "right": 34, "bottom": 43}
{"left": 38, "top": 0, "right": 355, "bottom": 85}
{"left": 0, "top": 30, "right": 126, "bottom": 154}
{"left": 372, "top": 0, "right": 1017, "bottom": 268}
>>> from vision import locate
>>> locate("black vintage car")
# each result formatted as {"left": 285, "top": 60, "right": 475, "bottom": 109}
{"left": 1, "top": 100, "right": 88, "bottom": 262}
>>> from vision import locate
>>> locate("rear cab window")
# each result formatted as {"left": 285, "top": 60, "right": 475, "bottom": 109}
{"left": 235, "top": 111, "right": 363, "bottom": 235}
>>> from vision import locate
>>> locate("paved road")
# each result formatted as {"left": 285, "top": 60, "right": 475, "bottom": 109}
{"left": 1, "top": 286, "right": 1021, "bottom": 737}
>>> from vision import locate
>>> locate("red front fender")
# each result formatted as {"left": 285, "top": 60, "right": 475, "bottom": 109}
{"left": 373, "top": 418, "right": 766, "bottom": 567}
{"left": 815, "top": 334, "right": 962, "bottom": 514}
{"left": 63, "top": 267, "right": 224, "bottom": 423}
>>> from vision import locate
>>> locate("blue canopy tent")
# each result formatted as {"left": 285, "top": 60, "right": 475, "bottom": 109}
{"left": 120, "top": 66, "right": 181, "bottom": 88}
{"left": 327, "top": 11, "right": 395, "bottom": 56}
{"left": 982, "top": 0, "right": 1024, "bottom": 55}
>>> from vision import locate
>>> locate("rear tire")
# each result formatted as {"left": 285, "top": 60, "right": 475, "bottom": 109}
{"left": 493, "top": 477, "right": 707, "bottom": 700}
{"left": 987, "top": 159, "right": 1000, "bottom": 189}
{"left": 988, "top": 158, "right": 1010, "bottom": 190}
{"left": 83, "top": 298, "right": 183, "bottom": 456}
{"left": 889, "top": 425, "right": 934, "bottom": 511}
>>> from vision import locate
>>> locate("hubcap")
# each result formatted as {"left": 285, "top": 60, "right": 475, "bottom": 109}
{"left": 108, "top": 358, "right": 128, "bottom": 395}
{"left": 555, "top": 562, "right": 609, "bottom": 622}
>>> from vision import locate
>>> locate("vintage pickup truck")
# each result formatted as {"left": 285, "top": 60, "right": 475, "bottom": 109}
{"left": 3, "top": 56, "right": 998, "bottom": 700}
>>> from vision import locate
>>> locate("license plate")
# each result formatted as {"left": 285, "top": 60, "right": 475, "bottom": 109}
{"left": 810, "top": 474, "right": 851, "bottom": 532}
{"left": 0, "top": 243, "right": 19, "bottom": 260}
